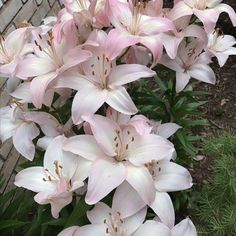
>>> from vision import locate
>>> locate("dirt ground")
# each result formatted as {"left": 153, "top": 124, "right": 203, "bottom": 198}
{"left": 184, "top": 0, "right": 236, "bottom": 187}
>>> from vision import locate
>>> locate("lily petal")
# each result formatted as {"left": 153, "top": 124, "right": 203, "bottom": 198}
{"left": 63, "top": 135, "right": 104, "bottom": 161}
{"left": 188, "top": 63, "right": 216, "bottom": 84}
{"left": 85, "top": 158, "right": 126, "bottom": 205}
{"left": 106, "top": 29, "right": 139, "bottom": 60}
{"left": 154, "top": 162, "right": 193, "bottom": 192}
{"left": 128, "top": 135, "right": 175, "bottom": 166}
{"left": 133, "top": 221, "right": 171, "bottom": 236}
{"left": 123, "top": 207, "right": 147, "bottom": 235}
{"left": 156, "top": 123, "right": 181, "bottom": 139}
{"left": 106, "top": 86, "right": 138, "bottom": 115}
{"left": 171, "top": 218, "right": 197, "bottom": 236}
{"left": 150, "top": 192, "right": 175, "bottom": 229}
{"left": 30, "top": 72, "right": 58, "bottom": 108}
{"left": 12, "top": 122, "right": 39, "bottom": 161}
{"left": 72, "top": 85, "right": 108, "bottom": 124}
{"left": 176, "top": 72, "right": 191, "bottom": 92}
{"left": 109, "top": 64, "right": 155, "bottom": 87}
{"left": 126, "top": 165, "right": 156, "bottom": 205}
{"left": 44, "top": 136, "right": 78, "bottom": 180}
{"left": 87, "top": 202, "right": 111, "bottom": 224}
{"left": 113, "top": 181, "right": 146, "bottom": 218}
{"left": 14, "top": 166, "right": 56, "bottom": 192}
{"left": 83, "top": 114, "right": 121, "bottom": 157}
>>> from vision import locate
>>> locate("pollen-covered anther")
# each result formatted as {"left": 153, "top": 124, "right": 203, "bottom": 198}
{"left": 54, "top": 160, "right": 62, "bottom": 177}
{"left": 47, "top": 39, "right": 52, "bottom": 47}
{"left": 38, "top": 45, "right": 42, "bottom": 51}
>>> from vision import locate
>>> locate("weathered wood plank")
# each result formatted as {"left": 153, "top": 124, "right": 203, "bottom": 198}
{"left": 0, "top": 146, "right": 20, "bottom": 194}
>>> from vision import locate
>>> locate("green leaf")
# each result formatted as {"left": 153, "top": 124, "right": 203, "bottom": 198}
{"left": 0, "top": 189, "right": 16, "bottom": 215}
{"left": 181, "top": 119, "right": 208, "bottom": 127}
{"left": 43, "top": 218, "right": 67, "bottom": 226}
{"left": 65, "top": 197, "right": 92, "bottom": 227}
{"left": 154, "top": 75, "right": 167, "bottom": 92}
{"left": 0, "top": 220, "right": 30, "bottom": 230}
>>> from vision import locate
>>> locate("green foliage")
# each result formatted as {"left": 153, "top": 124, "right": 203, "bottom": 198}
{"left": 0, "top": 183, "right": 93, "bottom": 236}
{"left": 129, "top": 67, "right": 209, "bottom": 162}
{"left": 190, "top": 132, "right": 236, "bottom": 236}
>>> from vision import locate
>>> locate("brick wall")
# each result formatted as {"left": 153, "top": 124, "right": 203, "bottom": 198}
{"left": 0, "top": 0, "right": 62, "bottom": 194}
{"left": 0, "top": 0, "right": 62, "bottom": 35}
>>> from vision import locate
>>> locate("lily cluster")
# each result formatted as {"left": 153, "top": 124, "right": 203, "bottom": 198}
{"left": 0, "top": 0, "right": 235, "bottom": 235}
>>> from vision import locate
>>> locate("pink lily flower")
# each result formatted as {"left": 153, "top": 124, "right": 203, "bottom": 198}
{"left": 170, "top": 0, "right": 236, "bottom": 33}
{"left": 24, "top": 111, "right": 74, "bottom": 150}
{"left": 14, "top": 136, "right": 86, "bottom": 218}
{"left": 0, "top": 104, "right": 40, "bottom": 161}
{"left": 54, "top": 0, "right": 109, "bottom": 43}
{"left": 105, "top": 107, "right": 153, "bottom": 136}
{"left": 161, "top": 39, "right": 216, "bottom": 92}
{"left": 75, "top": 202, "right": 147, "bottom": 235}
{"left": 112, "top": 158, "right": 192, "bottom": 224}
{"left": 39, "top": 16, "right": 57, "bottom": 35}
{"left": 10, "top": 81, "right": 55, "bottom": 107}
{"left": 106, "top": 107, "right": 181, "bottom": 138}
{"left": 58, "top": 201, "right": 197, "bottom": 235}
{"left": 107, "top": 0, "right": 177, "bottom": 65}
{"left": 53, "top": 8, "right": 79, "bottom": 44}
{"left": 63, "top": 114, "right": 175, "bottom": 205}
{"left": 55, "top": 30, "right": 155, "bottom": 124}
{"left": 149, "top": 120, "right": 181, "bottom": 139}
{"left": 123, "top": 45, "right": 152, "bottom": 65}
{"left": 57, "top": 202, "right": 147, "bottom": 235}
{"left": 206, "top": 29, "right": 236, "bottom": 67}
{"left": 134, "top": 217, "right": 197, "bottom": 236}
{"left": 71, "top": 0, "right": 110, "bottom": 28}
{"left": 58, "top": 226, "right": 80, "bottom": 236}
{"left": 158, "top": 13, "right": 208, "bottom": 59}
{"left": 0, "top": 28, "right": 30, "bottom": 77}
{"left": 16, "top": 34, "right": 92, "bottom": 108}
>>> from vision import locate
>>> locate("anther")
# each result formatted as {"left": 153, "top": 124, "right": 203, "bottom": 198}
{"left": 47, "top": 40, "right": 52, "bottom": 46}
{"left": 43, "top": 178, "right": 47, "bottom": 182}
{"left": 126, "top": 144, "right": 129, "bottom": 150}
